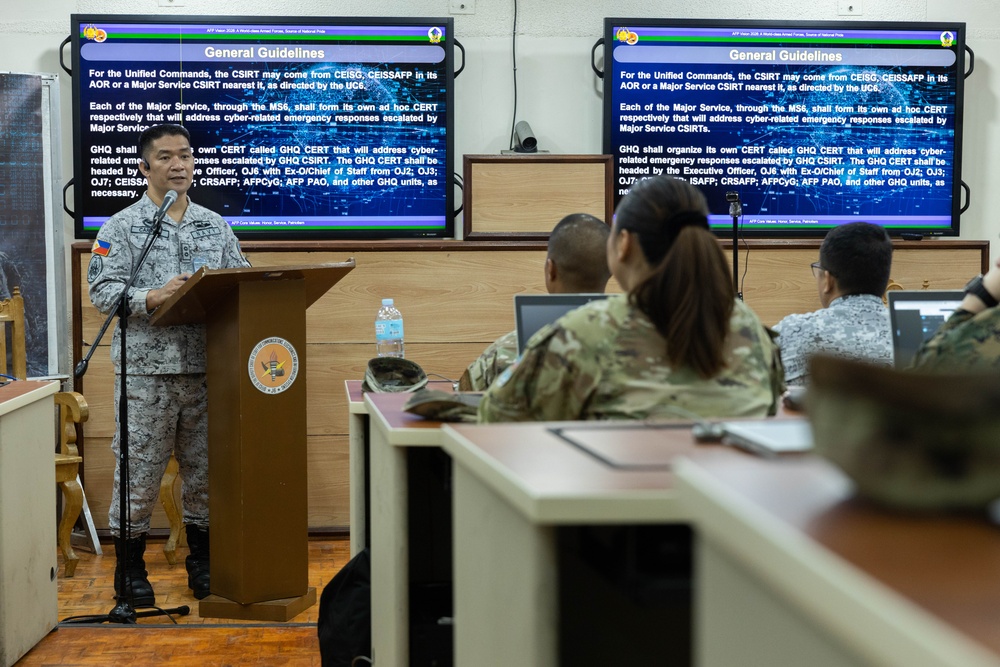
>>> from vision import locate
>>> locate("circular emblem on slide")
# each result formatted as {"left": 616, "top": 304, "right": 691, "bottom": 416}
{"left": 248, "top": 337, "right": 299, "bottom": 394}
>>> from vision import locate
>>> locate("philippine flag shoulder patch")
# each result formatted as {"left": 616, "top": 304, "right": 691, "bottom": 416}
{"left": 92, "top": 239, "right": 111, "bottom": 256}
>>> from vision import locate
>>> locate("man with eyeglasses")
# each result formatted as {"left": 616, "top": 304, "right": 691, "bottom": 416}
{"left": 772, "top": 221, "right": 894, "bottom": 385}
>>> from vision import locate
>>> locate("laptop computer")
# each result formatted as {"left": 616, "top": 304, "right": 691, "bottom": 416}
{"left": 887, "top": 290, "right": 964, "bottom": 368}
{"left": 513, "top": 293, "right": 609, "bottom": 354}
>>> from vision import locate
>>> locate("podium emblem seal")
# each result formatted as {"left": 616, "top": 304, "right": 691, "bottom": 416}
{"left": 248, "top": 337, "right": 299, "bottom": 394}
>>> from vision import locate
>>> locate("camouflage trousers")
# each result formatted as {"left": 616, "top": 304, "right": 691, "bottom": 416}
{"left": 109, "top": 373, "right": 209, "bottom": 537}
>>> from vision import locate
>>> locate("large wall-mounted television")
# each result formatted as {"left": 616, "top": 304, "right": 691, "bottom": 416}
{"left": 70, "top": 15, "right": 455, "bottom": 240}
{"left": 603, "top": 19, "right": 967, "bottom": 237}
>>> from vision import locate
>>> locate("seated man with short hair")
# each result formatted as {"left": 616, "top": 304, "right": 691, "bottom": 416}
{"left": 773, "top": 221, "right": 894, "bottom": 386}
{"left": 459, "top": 213, "right": 611, "bottom": 391}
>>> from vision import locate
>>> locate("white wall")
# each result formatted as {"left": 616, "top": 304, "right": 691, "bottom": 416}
{"left": 6, "top": 0, "right": 999, "bottom": 244}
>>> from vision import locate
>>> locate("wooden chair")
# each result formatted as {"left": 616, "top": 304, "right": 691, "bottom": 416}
{"left": 0, "top": 287, "right": 27, "bottom": 381}
{"left": 160, "top": 454, "right": 185, "bottom": 564}
{"left": 54, "top": 392, "right": 88, "bottom": 576}
{"left": 1, "top": 286, "right": 91, "bottom": 576}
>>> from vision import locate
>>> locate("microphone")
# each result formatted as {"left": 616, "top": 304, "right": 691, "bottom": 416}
{"left": 726, "top": 190, "right": 742, "bottom": 217}
{"left": 152, "top": 190, "right": 179, "bottom": 228}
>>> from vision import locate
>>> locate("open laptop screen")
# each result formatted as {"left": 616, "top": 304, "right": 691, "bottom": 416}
{"left": 514, "top": 294, "right": 609, "bottom": 355}
{"left": 887, "top": 290, "right": 963, "bottom": 368}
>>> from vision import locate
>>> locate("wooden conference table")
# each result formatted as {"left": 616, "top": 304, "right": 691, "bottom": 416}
{"left": 347, "top": 383, "right": 453, "bottom": 667}
{"left": 351, "top": 390, "right": 1000, "bottom": 667}
{"left": 676, "top": 452, "right": 1000, "bottom": 667}
{"left": 344, "top": 379, "right": 453, "bottom": 559}
{"left": 442, "top": 419, "right": 1000, "bottom": 667}
{"left": 441, "top": 419, "right": 703, "bottom": 666}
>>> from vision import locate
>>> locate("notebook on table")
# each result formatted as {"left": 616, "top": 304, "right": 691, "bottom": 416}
{"left": 887, "top": 290, "right": 964, "bottom": 368}
{"left": 514, "top": 293, "right": 609, "bottom": 354}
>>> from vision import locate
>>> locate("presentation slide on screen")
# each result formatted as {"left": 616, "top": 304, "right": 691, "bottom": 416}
{"left": 606, "top": 25, "right": 964, "bottom": 233}
{"left": 74, "top": 20, "right": 451, "bottom": 236}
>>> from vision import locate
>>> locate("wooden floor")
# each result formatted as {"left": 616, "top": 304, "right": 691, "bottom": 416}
{"left": 16, "top": 537, "right": 350, "bottom": 666}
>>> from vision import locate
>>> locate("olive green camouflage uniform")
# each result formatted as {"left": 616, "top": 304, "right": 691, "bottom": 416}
{"left": 459, "top": 330, "right": 518, "bottom": 391}
{"left": 911, "top": 307, "right": 1000, "bottom": 371}
{"left": 479, "top": 294, "right": 784, "bottom": 423}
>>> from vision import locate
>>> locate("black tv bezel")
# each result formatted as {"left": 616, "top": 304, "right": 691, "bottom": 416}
{"left": 70, "top": 13, "right": 456, "bottom": 241}
{"left": 602, "top": 17, "right": 967, "bottom": 238}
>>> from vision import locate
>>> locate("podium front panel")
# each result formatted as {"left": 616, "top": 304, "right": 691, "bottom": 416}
{"left": 207, "top": 278, "right": 309, "bottom": 604}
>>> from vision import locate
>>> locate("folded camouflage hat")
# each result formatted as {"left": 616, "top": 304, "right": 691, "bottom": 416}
{"left": 807, "top": 354, "right": 1000, "bottom": 512}
{"left": 362, "top": 357, "right": 428, "bottom": 393}
{"left": 403, "top": 388, "right": 482, "bottom": 422}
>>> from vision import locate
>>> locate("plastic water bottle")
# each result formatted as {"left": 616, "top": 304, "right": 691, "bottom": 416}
{"left": 375, "top": 298, "right": 405, "bottom": 358}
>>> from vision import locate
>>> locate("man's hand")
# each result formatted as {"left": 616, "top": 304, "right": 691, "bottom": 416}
{"left": 146, "top": 273, "right": 193, "bottom": 311}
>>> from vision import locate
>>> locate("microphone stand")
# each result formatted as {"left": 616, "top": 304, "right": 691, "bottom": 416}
{"left": 66, "top": 206, "right": 190, "bottom": 625}
{"left": 729, "top": 198, "right": 743, "bottom": 301}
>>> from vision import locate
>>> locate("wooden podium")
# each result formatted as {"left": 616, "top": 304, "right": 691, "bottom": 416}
{"left": 150, "top": 261, "right": 355, "bottom": 621}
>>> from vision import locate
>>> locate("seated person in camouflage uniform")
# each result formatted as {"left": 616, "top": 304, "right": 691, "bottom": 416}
{"left": 458, "top": 213, "right": 611, "bottom": 390}
{"left": 478, "top": 176, "right": 783, "bottom": 422}
{"left": 772, "top": 222, "right": 894, "bottom": 386}
{"left": 912, "top": 254, "right": 1000, "bottom": 371}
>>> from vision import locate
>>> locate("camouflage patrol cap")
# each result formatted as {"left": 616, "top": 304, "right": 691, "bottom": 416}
{"left": 362, "top": 357, "right": 428, "bottom": 393}
{"left": 403, "top": 388, "right": 482, "bottom": 422}
{"left": 807, "top": 354, "right": 1000, "bottom": 512}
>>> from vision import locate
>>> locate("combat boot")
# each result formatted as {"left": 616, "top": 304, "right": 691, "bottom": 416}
{"left": 113, "top": 534, "right": 155, "bottom": 607}
{"left": 185, "top": 524, "right": 211, "bottom": 600}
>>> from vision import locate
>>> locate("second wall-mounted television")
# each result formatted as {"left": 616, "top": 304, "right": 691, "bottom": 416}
{"left": 71, "top": 15, "right": 455, "bottom": 240}
{"left": 603, "top": 19, "right": 967, "bottom": 236}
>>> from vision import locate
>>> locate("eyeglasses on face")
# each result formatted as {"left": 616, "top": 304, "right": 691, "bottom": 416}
{"left": 810, "top": 261, "right": 825, "bottom": 278}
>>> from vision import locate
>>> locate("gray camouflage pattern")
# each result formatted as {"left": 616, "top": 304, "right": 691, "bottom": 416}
{"left": 478, "top": 294, "right": 783, "bottom": 422}
{"left": 110, "top": 374, "right": 209, "bottom": 535}
{"left": 911, "top": 307, "right": 1000, "bottom": 371}
{"left": 459, "top": 329, "right": 518, "bottom": 391}
{"left": 772, "top": 294, "right": 893, "bottom": 386}
{"left": 88, "top": 193, "right": 250, "bottom": 374}
{"left": 89, "top": 193, "right": 249, "bottom": 536}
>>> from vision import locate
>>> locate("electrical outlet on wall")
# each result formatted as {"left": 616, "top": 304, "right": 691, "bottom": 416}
{"left": 450, "top": 0, "right": 475, "bottom": 14}
{"left": 838, "top": 0, "right": 863, "bottom": 15}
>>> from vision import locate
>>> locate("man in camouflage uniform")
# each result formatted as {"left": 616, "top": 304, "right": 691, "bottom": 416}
{"left": 478, "top": 294, "right": 780, "bottom": 421}
{"left": 912, "top": 255, "right": 1000, "bottom": 370}
{"left": 88, "top": 124, "right": 249, "bottom": 606}
{"left": 772, "top": 222, "right": 894, "bottom": 386}
{"left": 459, "top": 213, "right": 611, "bottom": 391}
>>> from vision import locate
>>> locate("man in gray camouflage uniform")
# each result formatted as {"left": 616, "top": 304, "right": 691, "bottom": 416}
{"left": 459, "top": 213, "right": 611, "bottom": 391}
{"left": 912, "top": 254, "right": 1000, "bottom": 370}
{"left": 88, "top": 124, "right": 250, "bottom": 606}
{"left": 772, "top": 222, "right": 894, "bottom": 386}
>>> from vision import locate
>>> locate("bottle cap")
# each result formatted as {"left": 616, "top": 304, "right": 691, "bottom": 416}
{"left": 382, "top": 298, "right": 393, "bottom": 306}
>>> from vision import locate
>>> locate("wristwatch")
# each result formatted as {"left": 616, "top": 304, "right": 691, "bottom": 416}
{"left": 964, "top": 274, "right": 999, "bottom": 309}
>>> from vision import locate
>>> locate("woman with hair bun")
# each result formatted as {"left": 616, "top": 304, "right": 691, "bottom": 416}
{"left": 479, "top": 176, "right": 783, "bottom": 422}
